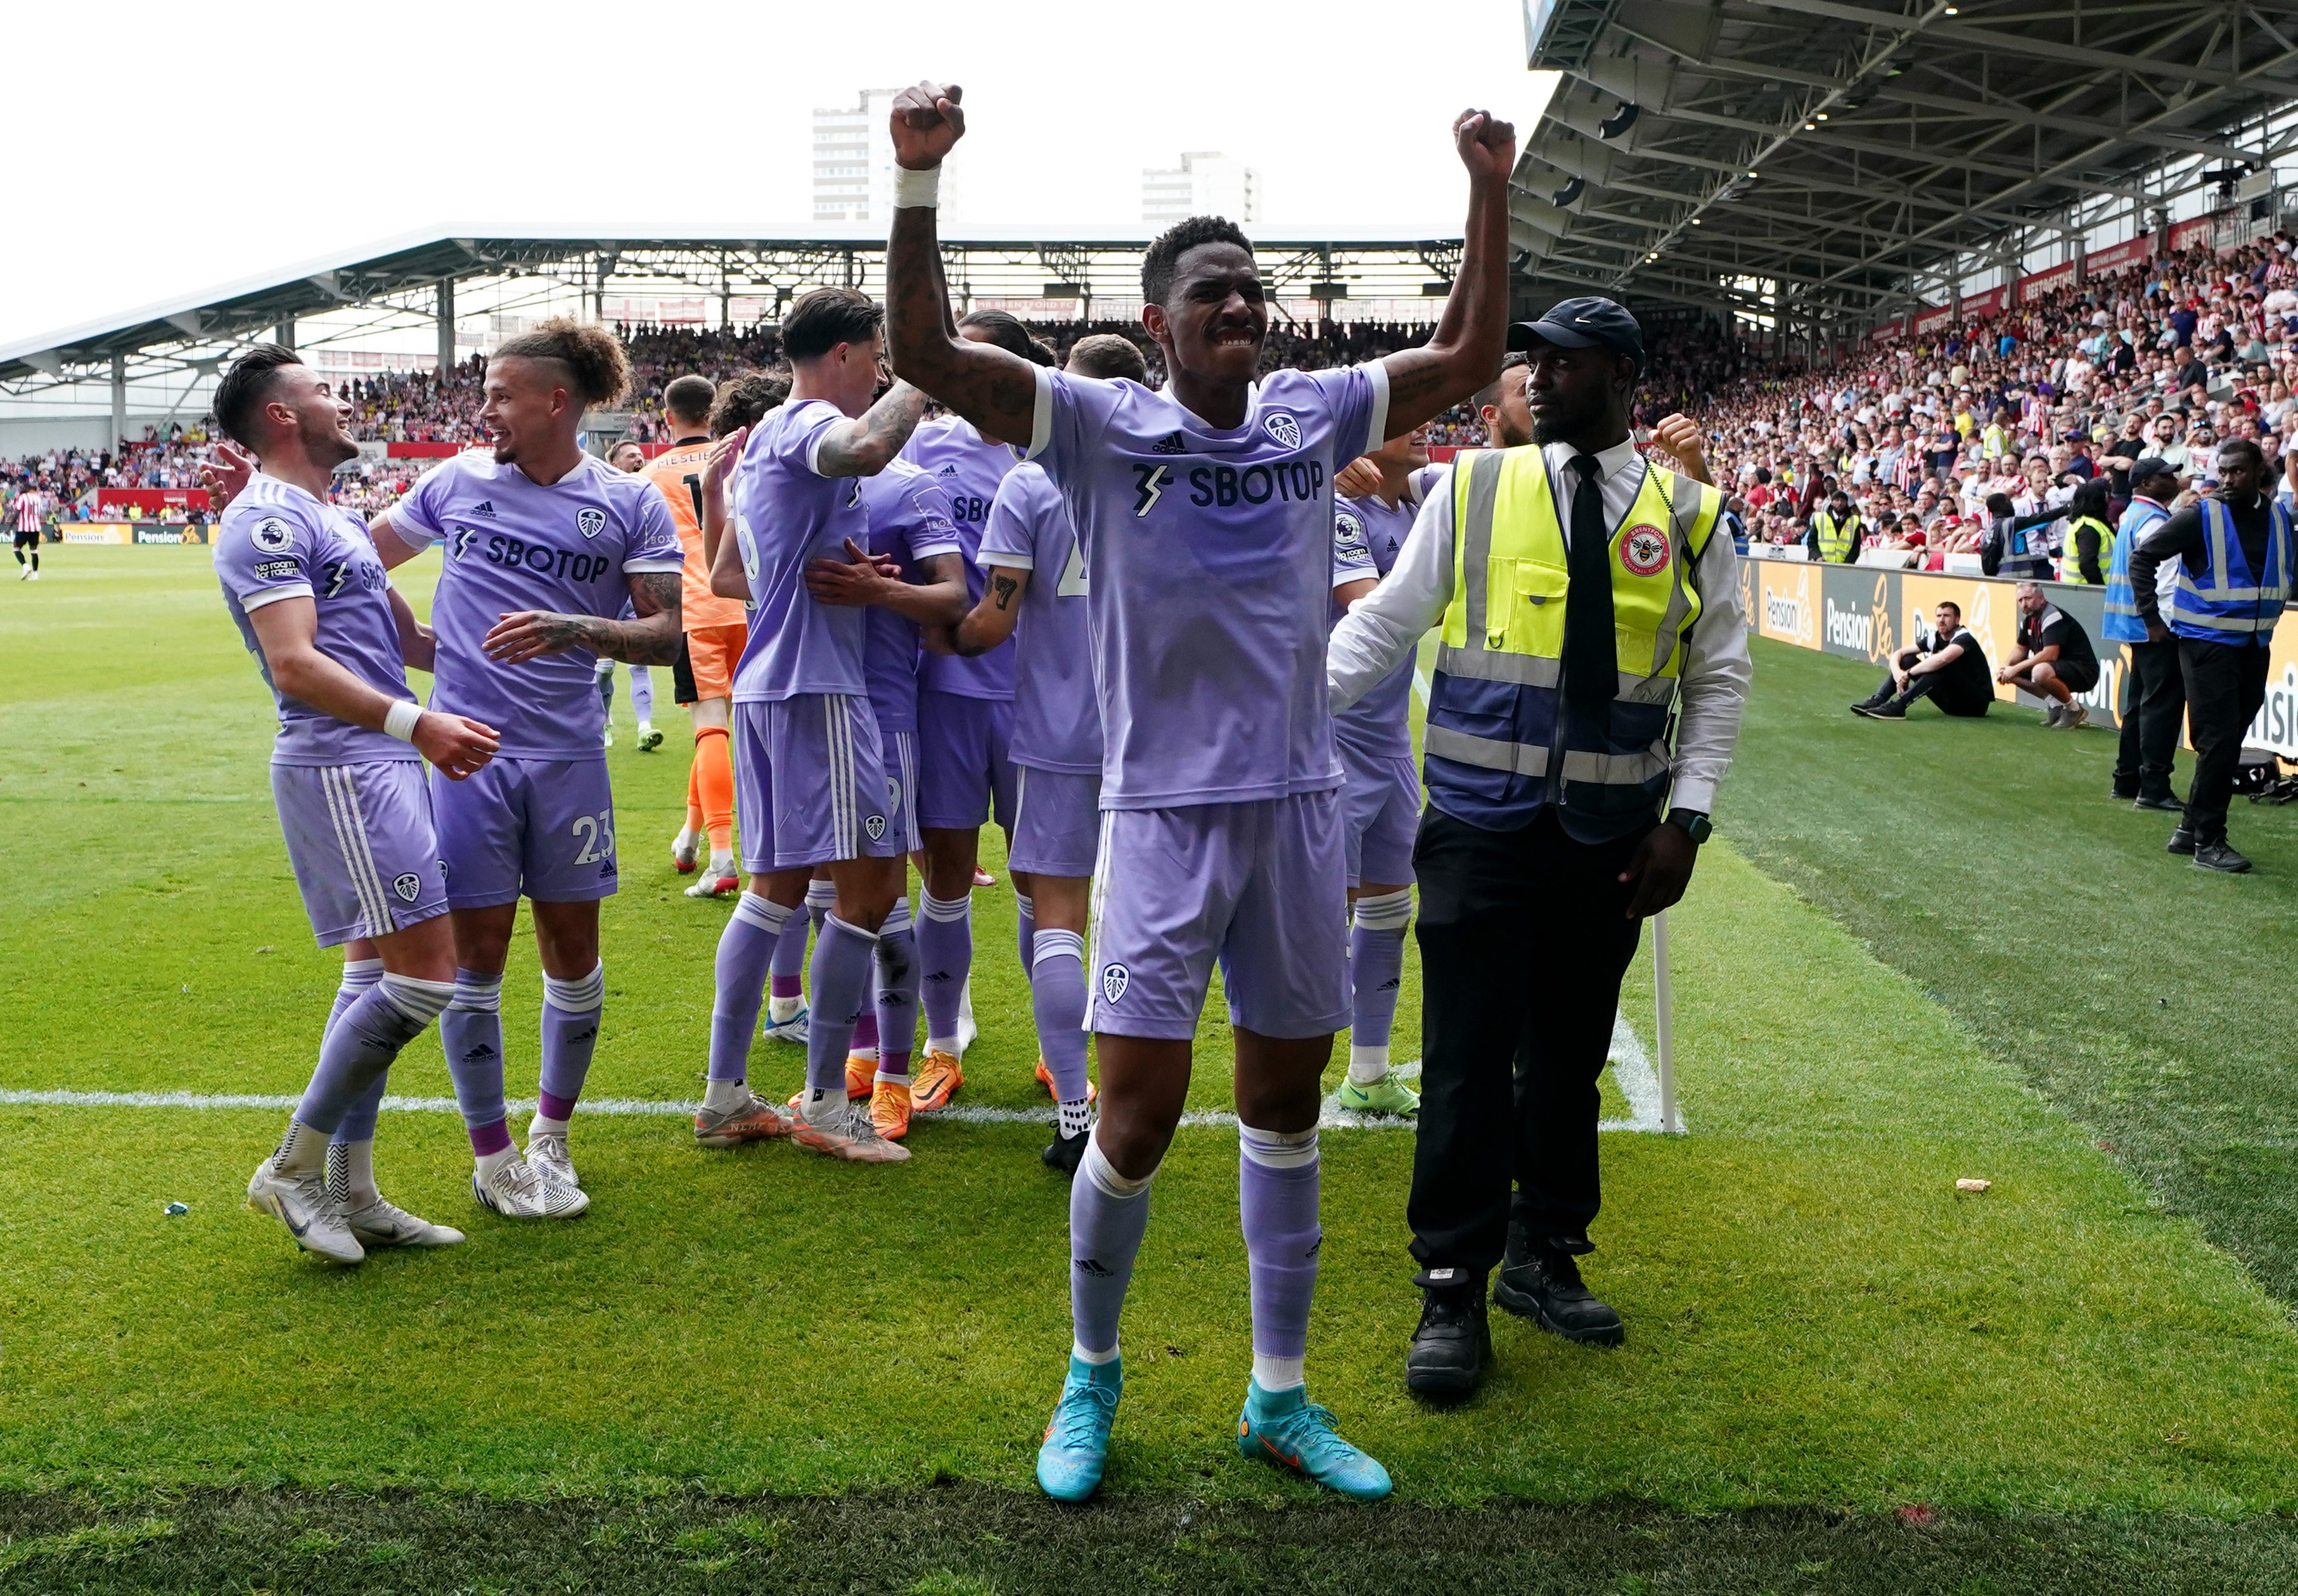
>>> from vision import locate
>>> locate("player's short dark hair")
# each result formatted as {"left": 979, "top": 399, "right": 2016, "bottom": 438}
{"left": 664, "top": 373, "right": 716, "bottom": 426}
{"left": 1027, "top": 337, "right": 1060, "bottom": 367}
{"left": 1142, "top": 215, "right": 1254, "bottom": 305}
{"left": 783, "top": 289, "right": 883, "bottom": 362}
{"left": 1067, "top": 334, "right": 1148, "bottom": 384}
{"left": 1937, "top": 599, "right": 1961, "bottom": 618}
{"left": 493, "top": 317, "right": 631, "bottom": 407}
{"left": 214, "top": 343, "right": 304, "bottom": 450}
{"left": 1472, "top": 350, "right": 1529, "bottom": 411}
{"left": 956, "top": 309, "right": 1037, "bottom": 362}
{"left": 709, "top": 370, "right": 792, "bottom": 438}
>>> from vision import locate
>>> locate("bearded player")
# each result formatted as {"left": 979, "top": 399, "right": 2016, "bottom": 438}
{"left": 934, "top": 332, "right": 1148, "bottom": 1175}
{"left": 885, "top": 82, "right": 1513, "bottom": 1500}
{"left": 368, "top": 319, "right": 686, "bottom": 1219}
{"left": 695, "top": 288, "right": 928, "bottom": 1162}
{"left": 210, "top": 344, "right": 496, "bottom": 1263}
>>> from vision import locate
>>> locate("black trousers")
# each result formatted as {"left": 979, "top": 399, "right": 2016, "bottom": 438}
{"left": 1408, "top": 807, "right": 1646, "bottom": 1278}
{"left": 2178, "top": 639, "right": 2271, "bottom": 842}
{"left": 1877, "top": 650, "right": 1991, "bottom": 717}
{"left": 2112, "top": 639, "right": 2186, "bottom": 798}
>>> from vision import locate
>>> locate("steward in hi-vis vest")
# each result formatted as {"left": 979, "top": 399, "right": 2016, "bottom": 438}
{"left": 2103, "top": 461, "right": 2187, "bottom": 811}
{"left": 2126, "top": 440, "right": 2293, "bottom": 872}
{"left": 1326, "top": 296, "right": 1750, "bottom": 1401}
{"left": 1811, "top": 499, "right": 1859, "bottom": 562}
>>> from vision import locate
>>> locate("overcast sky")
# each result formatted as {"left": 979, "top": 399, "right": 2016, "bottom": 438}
{"left": 3, "top": 0, "right": 1553, "bottom": 352}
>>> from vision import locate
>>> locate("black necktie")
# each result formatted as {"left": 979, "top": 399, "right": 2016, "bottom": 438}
{"left": 1563, "top": 452, "right": 1616, "bottom": 727}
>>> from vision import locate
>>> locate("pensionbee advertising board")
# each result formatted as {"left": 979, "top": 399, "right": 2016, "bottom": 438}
{"left": 1735, "top": 556, "right": 2298, "bottom": 760}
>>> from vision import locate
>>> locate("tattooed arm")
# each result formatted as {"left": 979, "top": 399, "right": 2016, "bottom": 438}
{"left": 480, "top": 571, "right": 683, "bottom": 667}
{"left": 1373, "top": 108, "right": 1517, "bottom": 439}
{"left": 882, "top": 82, "right": 1043, "bottom": 446}
{"left": 935, "top": 561, "right": 1030, "bottom": 658}
{"left": 814, "top": 381, "right": 932, "bottom": 478}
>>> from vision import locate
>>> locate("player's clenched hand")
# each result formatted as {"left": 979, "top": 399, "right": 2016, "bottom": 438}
{"left": 1650, "top": 414, "right": 1709, "bottom": 476}
{"left": 704, "top": 426, "right": 748, "bottom": 487}
{"left": 1334, "top": 457, "right": 1382, "bottom": 499}
{"left": 201, "top": 441, "right": 257, "bottom": 511}
{"left": 890, "top": 81, "right": 965, "bottom": 169}
{"left": 1453, "top": 109, "right": 1517, "bottom": 182}
{"left": 414, "top": 712, "right": 499, "bottom": 781}
{"left": 482, "top": 610, "right": 593, "bottom": 664}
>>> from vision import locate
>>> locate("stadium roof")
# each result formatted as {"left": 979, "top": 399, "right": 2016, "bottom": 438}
{"left": 0, "top": 228, "right": 1468, "bottom": 395}
{"left": 1515, "top": 0, "right": 2298, "bottom": 326}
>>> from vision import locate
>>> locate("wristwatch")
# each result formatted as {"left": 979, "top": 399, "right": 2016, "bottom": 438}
{"left": 1665, "top": 808, "right": 1713, "bottom": 845}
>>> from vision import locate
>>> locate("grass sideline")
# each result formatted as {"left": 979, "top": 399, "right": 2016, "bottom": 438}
{"left": 6, "top": 547, "right": 2298, "bottom": 1587}
{"left": 1720, "top": 639, "right": 2298, "bottom": 1303}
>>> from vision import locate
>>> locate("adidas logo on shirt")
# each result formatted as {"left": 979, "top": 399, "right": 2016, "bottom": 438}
{"left": 939, "top": 463, "right": 959, "bottom": 475}
{"left": 1151, "top": 432, "right": 1186, "bottom": 455}
{"left": 473, "top": 501, "right": 496, "bottom": 518}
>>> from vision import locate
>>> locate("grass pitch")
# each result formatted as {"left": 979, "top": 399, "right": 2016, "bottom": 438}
{"left": 4, "top": 549, "right": 2298, "bottom": 1591}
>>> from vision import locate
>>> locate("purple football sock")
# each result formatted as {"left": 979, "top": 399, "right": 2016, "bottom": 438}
{"left": 918, "top": 891, "right": 972, "bottom": 1045}
{"left": 1015, "top": 891, "right": 1036, "bottom": 985}
{"left": 1239, "top": 1125, "right": 1321, "bottom": 1373}
{"left": 325, "top": 959, "right": 386, "bottom": 1146}
{"left": 440, "top": 967, "right": 508, "bottom": 1154}
{"left": 873, "top": 898, "right": 918, "bottom": 1080}
{"left": 805, "top": 915, "right": 878, "bottom": 1094}
{"left": 536, "top": 963, "right": 605, "bottom": 1121}
{"left": 1347, "top": 895, "right": 1410, "bottom": 1052}
{"left": 1031, "top": 929, "right": 1091, "bottom": 1102}
{"left": 769, "top": 904, "right": 809, "bottom": 1002}
{"left": 710, "top": 894, "right": 788, "bottom": 1084}
{"left": 1070, "top": 1137, "right": 1155, "bottom": 1357}
{"left": 296, "top": 978, "right": 449, "bottom": 1135}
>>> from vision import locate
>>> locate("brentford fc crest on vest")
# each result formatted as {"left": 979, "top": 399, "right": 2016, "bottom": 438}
{"left": 1621, "top": 524, "right": 1669, "bottom": 576}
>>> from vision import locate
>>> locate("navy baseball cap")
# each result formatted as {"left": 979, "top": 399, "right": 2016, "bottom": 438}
{"left": 2128, "top": 455, "right": 2183, "bottom": 483}
{"left": 1508, "top": 297, "right": 1645, "bottom": 368}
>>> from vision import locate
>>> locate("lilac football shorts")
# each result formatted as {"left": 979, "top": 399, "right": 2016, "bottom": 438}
{"left": 733, "top": 694, "right": 904, "bottom": 873}
{"left": 430, "top": 756, "right": 619, "bottom": 909}
{"left": 882, "top": 726, "right": 923, "bottom": 853}
{"left": 1338, "top": 740, "right": 1422, "bottom": 890}
{"left": 270, "top": 759, "right": 448, "bottom": 947}
{"left": 1009, "top": 765, "right": 1101, "bottom": 878}
{"left": 1084, "top": 789, "right": 1349, "bottom": 1042}
{"left": 916, "top": 689, "right": 1017, "bottom": 833}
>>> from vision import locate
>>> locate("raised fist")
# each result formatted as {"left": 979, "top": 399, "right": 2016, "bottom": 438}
{"left": 890, "top": 81, "right": 966, "bottom": 170}
{"left": 1453, "top": 109, "right": 1517, "bottom": 183}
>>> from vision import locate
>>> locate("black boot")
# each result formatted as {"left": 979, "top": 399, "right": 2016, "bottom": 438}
{"left": 2166, "top": 826, "right": 2197, "bottom": 855}
{"left": 1041, "top": 1125, "right": 1091, "bottom": 1177}
{"left": 2192, "top": 838, "right": 2252, "bottom": 874}
{"left": 2133, "top": 789, "right": 2184, "bottom": 813}
{"left": 1405, "top": 1268, "right": 1490, "bottom": 1400}
{"left": 1494, "top": 1230, "right": 1624, "bottom": 1346}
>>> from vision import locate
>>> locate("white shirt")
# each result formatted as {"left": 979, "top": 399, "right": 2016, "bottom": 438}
{"left": 1327, "top": 437, "right": 1752, "bottom": 815}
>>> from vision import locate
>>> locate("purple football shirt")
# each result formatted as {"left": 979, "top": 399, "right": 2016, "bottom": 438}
{"left": 393, "top": 451, "right": 683, "bottom": 760}
{"left": 858, "top": 458, "right": 962, "bottom": 735}
{"left": 1027, "top": 362, "right": 1388, "bottom": 807}
{"left": 216, "top": 472, "right": 416, "bottom": 767}
{"left": 978, "top": 461, "right": 1098, "bottom": 774}
{"left": 729, "top": 398, "right": 873, "bottom": 703}
{"left": 901, "top": 416, "right": 1022, "bottom": 701}
{"left": 1330, "top": 490, "right": 1417, "bottom": 759}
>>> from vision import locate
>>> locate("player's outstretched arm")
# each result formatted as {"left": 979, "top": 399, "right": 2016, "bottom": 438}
{"left": 814, "top": 382, "right": 931, "bottom": 478}
{"left": 882, "top": 82, "right": 1039, "bottom": 445}
{"left": 247, "top": 596, "right": 497, "bottom": 779}
{"left": 480, "top": 571, "right": 683, "bottom": 667}
{"left": 366, "top": 508, "right": 432, "bottom": 571}
{"left": 945, "top": 562, "right": 1032, "bottom": 657}
{"left": 1377, "top": 110, "right": 1517, "bottom": 438}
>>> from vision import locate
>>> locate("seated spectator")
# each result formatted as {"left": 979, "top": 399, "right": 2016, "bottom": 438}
{"left": 1851, "top": 600, "right": 1993, "bottom": 720}
{"left": 1996, "top": 580, "right": 2101, "bottom": 729}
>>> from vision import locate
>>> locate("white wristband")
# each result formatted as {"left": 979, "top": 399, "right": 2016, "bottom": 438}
{"left": 893, "top": 165, "right": 941, "bottom": 209}
{"left": 383, "top": 701, "right": 424, "bottom": 742}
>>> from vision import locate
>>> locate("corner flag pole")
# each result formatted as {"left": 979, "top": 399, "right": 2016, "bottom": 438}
{"left": 1653, "top": 910, "right": 1682, "bottom": 1134}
